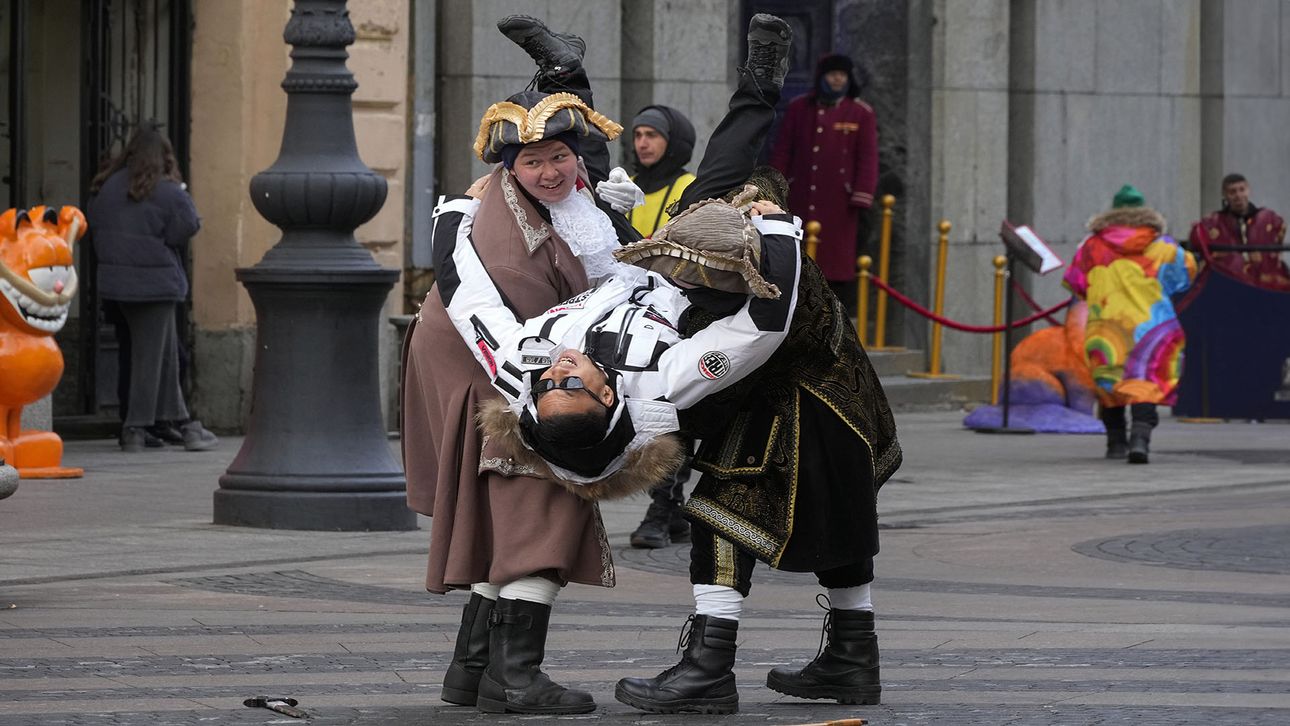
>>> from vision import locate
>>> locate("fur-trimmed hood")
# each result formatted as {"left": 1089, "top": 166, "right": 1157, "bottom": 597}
{"left": 1086, "top": 206, "right": 1167, "bottom": 234}
{"left": 476, "top": 398, "right": 686, "bottom": 501}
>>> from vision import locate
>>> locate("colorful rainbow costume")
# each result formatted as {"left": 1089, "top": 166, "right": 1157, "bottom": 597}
{"left": 1062, "top": 206, "right": 1196, "bottom": 406}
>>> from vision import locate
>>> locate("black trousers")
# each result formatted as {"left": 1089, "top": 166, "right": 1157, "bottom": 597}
{"left": 689, "top": 525, "right": 873, "bottom": 598}
{"left": 1101, "top": 402, "right": 1159, "bottom": 434}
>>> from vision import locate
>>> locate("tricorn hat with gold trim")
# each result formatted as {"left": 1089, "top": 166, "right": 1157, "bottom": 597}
{"left": 475, "top": 90, "right": 623, "bottom": 163}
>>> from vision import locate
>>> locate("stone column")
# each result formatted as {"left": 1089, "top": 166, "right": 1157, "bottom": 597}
{"left": 214, "top": 0, "right": 413, "bottom": 531}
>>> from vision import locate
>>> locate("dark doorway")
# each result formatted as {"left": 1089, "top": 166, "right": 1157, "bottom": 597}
{"left": 72, "top": 0, "right": 192, "bottom": 421}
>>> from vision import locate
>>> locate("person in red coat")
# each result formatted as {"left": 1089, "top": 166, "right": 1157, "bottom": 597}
{"left": 770, "top": 53, "right": 878, "bottom": 298}
{"left": 1187, "top": 173, "right": 1290, "bottom": 291}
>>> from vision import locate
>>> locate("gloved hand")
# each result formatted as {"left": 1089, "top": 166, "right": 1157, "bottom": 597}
{"left": 595, "top": 167, "right": 645, "bottom": 213}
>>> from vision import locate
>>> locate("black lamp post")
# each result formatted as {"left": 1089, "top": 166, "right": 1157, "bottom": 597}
{"left": 214, "top": 0, "right": 415, "bottom": 530}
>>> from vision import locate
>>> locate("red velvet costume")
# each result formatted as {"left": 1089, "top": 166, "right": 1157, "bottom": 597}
{"left": 1188, "top": 206, "right": 1290, "bottom": 290}
{"left": 770, "top": 56, "right": 878, "bottom": 282}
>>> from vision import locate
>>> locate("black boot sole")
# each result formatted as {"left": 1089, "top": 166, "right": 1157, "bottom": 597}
{"left": 765, "top": 672, "right": 881, "bottom": 705}
{"left": 615, "top": 683, "right": 737, "bottom": 714}
{"left": 439, "top": 686, "right": 477, "bottom": 706}
{"left": 1127, "top": 452, "right": 1149, "bottom": 464}
{"left": 476, "top": 694, "right": 595, "bottom": 714}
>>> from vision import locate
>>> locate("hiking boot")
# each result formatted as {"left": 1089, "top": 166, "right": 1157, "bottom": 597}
{"left": 766, "top": 605, "right": 881, "bottom": 705}
{"left": 746, "top": 14, "right": 792, "bottom": 89}
{"left": 616, "top": 615, "right": 739, "bottom": 714}
{"left": 1105, "top": 430, "right": 1128, "bottom": 459}
{"left": 631, "top": 499, "right": 675, "bottom": 549}
{"left": 180, "top": 420, "right": 219, "bottom": 452}
{"left": 497, "top": 15, "right": 585, "bottom": 76}
{"left": 1127, "top": 433, "right": 1150, "bottom": 464}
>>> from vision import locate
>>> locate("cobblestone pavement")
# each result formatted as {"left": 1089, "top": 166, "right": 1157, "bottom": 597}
{"left": 1, "top": 413, "right": 1287, "bottom": 724}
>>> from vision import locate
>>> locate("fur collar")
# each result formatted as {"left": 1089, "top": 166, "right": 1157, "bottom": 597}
{"left": 476, "top": 398, "right": 686, "bottom": 501}
{"left": 1086, "top": 206, "right": 1167, "bottom": 233}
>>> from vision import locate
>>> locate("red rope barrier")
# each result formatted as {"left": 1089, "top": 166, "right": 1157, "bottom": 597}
{"left": 868, "top": 275, "right": 1072, "bottom": 333}
{"left": 1009, "top": 279, "right": 1064, "bottom": 327}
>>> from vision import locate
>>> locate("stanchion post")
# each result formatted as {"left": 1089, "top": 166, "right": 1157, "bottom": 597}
{"left": 872, "top": 194, "right": 903, "bottom": 351}
{"left": 805, "top": 220, "right": 821, "bottom": 261}
{"left": 990, "top": 255, "right": 1007, "bottom": 405}
{"left": 856, "top": 255, "right": 871, "bottom": 346}
{"left": 908, "top": 220, "right": 959, "bottom": 379}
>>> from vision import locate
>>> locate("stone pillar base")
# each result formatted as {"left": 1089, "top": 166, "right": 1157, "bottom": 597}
{"left": 213, "top": 488, "right": 415, "bottom": 530}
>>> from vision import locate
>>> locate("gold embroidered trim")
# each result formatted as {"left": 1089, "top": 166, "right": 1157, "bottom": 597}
{"left": 499, "top": 171, "right": 550, "bottom": 254}
{"left": 592, "top": 503, "right": 615, "bottom": 587}
{"left": 772, "top": 388, "right": 802, "bottom": 569}
{"left": 715, "top": 536, "right": 737, "bottom": 588}
{"left": 687, "top": 496, "right": 778, "bottom": 561}
{"left": 478, "top": 435, "right": 543, "bottom": 477}
{"left": 473, "top": 92, "right": 622, "bottom": 161}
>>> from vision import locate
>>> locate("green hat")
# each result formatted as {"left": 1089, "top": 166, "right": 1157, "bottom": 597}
{"left": 1112, "top": 184, "right": 1145, "bottom": 209}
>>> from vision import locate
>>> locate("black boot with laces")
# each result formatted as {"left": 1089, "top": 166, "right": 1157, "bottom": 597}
{"left": 496, "top": 15, "right": 586, "bottom": 77}
{"left": 615, "top": 614, "right": 739, "bottom": 714}
{"left": 766, "top": 596, "right": 881, "bottom": 705}
{"left": 745, "top": 14, "right": 792, "bottom": 89}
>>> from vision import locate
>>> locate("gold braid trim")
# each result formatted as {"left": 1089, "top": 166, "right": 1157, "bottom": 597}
{"left": 473, "top": 92, "right": 623, "bottom": 161}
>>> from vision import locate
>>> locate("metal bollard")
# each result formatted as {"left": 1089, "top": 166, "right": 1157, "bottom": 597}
{"left": 872, "top": 194, "right": 903, "bottom": 351}
{"left": 990, "top": 255, "right": 1007, "bottom": 405}
{"left": 805, "top": 220, "right": 821, "bottom": 261}
{"left": 856, "top": 255, "right": 872, "bottom": 346}
{"left": 909, "top": 220, "right": 958, "bottom": 379}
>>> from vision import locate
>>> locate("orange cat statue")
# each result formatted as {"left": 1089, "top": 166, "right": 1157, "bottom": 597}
{"left": 0, "top": 205, "right": 85, "bottom": 478}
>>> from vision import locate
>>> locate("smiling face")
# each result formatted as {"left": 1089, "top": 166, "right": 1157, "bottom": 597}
{"left": 534, "top": 349, "right": 615, "bottom": 422}
{"left": 633, "top": 125, "right": 668, "bottom": 168}
{"left": 511, "top": 140, "right": 579, "bottom": 204}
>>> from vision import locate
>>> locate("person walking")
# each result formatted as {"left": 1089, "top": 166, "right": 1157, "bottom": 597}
{"left": 86, "top": 125, "right": 218, "bottom": 453}
{"left": 1063, "top": 184, "right": 1196, "bottom": 464}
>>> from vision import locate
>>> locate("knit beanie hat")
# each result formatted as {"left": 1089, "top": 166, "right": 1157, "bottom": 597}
{"left": 1112, "top": 184, "right": 1145, "bottom": 209}
{"left": 631, "top": 107, "right": 672, "bottom": 139}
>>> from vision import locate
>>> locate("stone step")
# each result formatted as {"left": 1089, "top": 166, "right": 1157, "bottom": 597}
{"left": 879, "top": 374, "right": 993, "bottom": 411}
{"left": 866, "top": 349, "right": 927, "bottom": 377}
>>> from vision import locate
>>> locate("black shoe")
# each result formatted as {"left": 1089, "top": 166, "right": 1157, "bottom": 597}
{"left": 746, "top": 14, "right": 792, "bottom": 89}
{"left": 766, "top": 604, "right": 881, "bottom": 705}
{"left": 147, "top": 422, "right": 185, "bottom": 445}
{"left": 119, "top": 426, "right": 149, "bottom": 453}
{"left": 180, "top": 420, "right": 219, "bottom": 452}
{"left": 668, "top": 506, "right": 691, "bottom": 544}
{"left": 476, "top": 598, "right": 595, "bottom": 714}
{"left": 1105, "top": 431, "right": 1128, "bottom": 459}
{"left": 615, "top": 615, "right": 739, "bottom": 714}
{"left": 441, "top": 593, "right": 495, "bottom": 706}
{"left": 497, "top": 15, "right": 585, "bottom": 76}
{"left": 1127, "top": 433, "right": 1150, "bottom": 464}
{"left": 631, "top": 498, "right": 676, "bottom": 549}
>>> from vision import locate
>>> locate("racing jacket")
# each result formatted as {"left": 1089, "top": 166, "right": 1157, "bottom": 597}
{"left": 431, "top": 194, "right": 803, "bottom": 485}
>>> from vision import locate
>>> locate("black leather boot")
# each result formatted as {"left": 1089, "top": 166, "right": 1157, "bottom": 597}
{"left": 746, "top": 14, "right": 792, "bottom": 90}
{"left": 496, "top": 15, "right": 585, "bottom": 77}
{"left": 1127, "top": 433, "right": 1150, "bottom": 464}
{"left": 476, "top": 598, "right": 595, "bottom": 714}
{"left": 441, "top": 593, "right": 494, "bottom": 706}
{"left": 1105, "top": 429, "right": 1128, "bottom": 459}
{"left": 766, "top": 608, "right": 881, "bottom": 705}
{"left": 615, "top": 615, "right": 739, "bottom": 714}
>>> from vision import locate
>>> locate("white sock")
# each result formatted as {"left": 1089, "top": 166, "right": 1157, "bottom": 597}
{"left": 827, "top": 583, "right": 872, "bottom": 611}
{"left": 470, "top": 583, "right": 499, "bottom": 601}
{"left": 693, "top": 584, "right": 743, "bottom": 621}
{"left": 498, "top": 576, "right": 561, "bottom": 606}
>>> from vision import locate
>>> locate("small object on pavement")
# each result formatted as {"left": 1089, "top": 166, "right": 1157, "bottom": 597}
{"left": 787, "top": 720, "right": 867, "bottom": 726}
{"left": 243, "top": 696, "right": 308, "bottom": 718}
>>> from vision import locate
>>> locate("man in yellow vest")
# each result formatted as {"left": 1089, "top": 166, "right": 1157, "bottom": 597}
{"left": 623, "top": 105, "right": 698, "bottom": 548}
{"left": 627, "top": 106, "right": 697, "bottom": 238}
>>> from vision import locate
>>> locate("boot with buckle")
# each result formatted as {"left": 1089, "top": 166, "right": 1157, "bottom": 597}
{"left": 441, "top": 593, "right": 495, "bottom": 706}
{"left": 615, "top": 614, "right": 739, "bottom": 714}
{"left": 766, "top": 596, "right": 881, "bottom": 705}
{"left": 496, "top": 15, "right": 586, "bottom": 77}
{"left": 476, "top": 598, "right": 595, "bottom": 714}
{"left": 746, "top": 14, "right": 792, "bottom": 90}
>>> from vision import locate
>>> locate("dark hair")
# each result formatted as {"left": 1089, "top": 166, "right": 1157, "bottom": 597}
{"left": 532, "top": 409, "right": 612, "bottom": 448}
{"left": 1221, "top": 173, "right": 1247, "bottom": 189}
{"left": 90, "top": 123, "right": 182, "bottom": 202}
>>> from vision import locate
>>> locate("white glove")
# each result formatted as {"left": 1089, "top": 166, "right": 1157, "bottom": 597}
{"left": 595, "top": 167, "right": 645, "bottom": 213}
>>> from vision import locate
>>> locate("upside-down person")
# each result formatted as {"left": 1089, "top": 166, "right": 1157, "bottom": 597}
{"left": 434, "top": 176, "right": 901, "bottom": 714}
